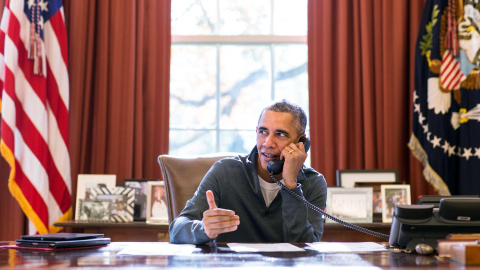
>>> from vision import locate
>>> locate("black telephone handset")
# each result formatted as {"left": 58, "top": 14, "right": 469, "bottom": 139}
{"left": 267, "top": 136, "right": 311, "bottom": 175}
{"left": 267, "top": 137, "right": 389, "bottom": 240}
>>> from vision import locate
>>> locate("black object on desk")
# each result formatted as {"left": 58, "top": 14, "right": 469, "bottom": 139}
{"left": 389, "top": 197, "right": 480, "bottom": 251}
{"left": 16, "top": 232, "right": 110, "bottom": 248}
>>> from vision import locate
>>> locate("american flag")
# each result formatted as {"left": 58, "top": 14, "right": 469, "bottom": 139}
{"left": 0, "top": 0, "right": 71, "bottom": 234}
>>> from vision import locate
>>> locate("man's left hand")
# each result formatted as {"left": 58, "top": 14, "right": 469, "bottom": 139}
{"left": 280, "top": 141, "right": 307, "bottom": 189}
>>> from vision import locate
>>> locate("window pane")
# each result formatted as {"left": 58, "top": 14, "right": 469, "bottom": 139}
{"left": 273, "top": 0, "right": 307, "bottom": 35}
{"left": 169, "top": 130, "right": 216, "bottom": 156}
{"left": 171, "top": 0, "right": 218, "bottom": 35}
{"left": 219, "top": 130, "right": 256, "bottom": 154}
{"left": 170, "top": 45, "right": 217, "bottom": 129}
{"left": 220, "top": 45, "right": 271, "bottom": 130}
{"left": 219, "top": 0, "right": 271, "bottom": 35}
{"left": 274, "top": 44, "right": 309, "bottom": 122}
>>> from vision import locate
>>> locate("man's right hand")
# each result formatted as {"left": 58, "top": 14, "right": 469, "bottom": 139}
{"left": 202, "top": 190, "right": 240, "bottom": 240}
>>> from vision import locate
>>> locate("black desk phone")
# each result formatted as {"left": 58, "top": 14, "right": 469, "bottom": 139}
{"left": 389, "top": 197, "right": 480, "bottom": 251}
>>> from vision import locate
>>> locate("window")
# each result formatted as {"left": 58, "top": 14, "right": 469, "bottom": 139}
{"left": 170, "top": 0, "right": 308, "bottom": 157}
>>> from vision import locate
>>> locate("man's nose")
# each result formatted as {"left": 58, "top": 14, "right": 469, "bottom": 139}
{"left": 264, "top": 134, "right": 276, "bottom": 147}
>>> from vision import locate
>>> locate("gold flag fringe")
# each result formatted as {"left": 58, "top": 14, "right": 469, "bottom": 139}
{"left": 408, "top": 134, "right": 451, "bottom": 196}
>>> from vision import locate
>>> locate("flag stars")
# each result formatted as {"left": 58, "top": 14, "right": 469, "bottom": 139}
{"left": 442, "top": 141, "right": 450, "bottom": 153}
{"left": 474, "top": 147, "right": 480, "bottom": 159}
{"left": 456, "top": 147, "right": 462, "bottom": 157}
{"left": 422, "top": 124, "right": 429, "bottom": 134}
{"left": 431, "top": 136, "right": 441, "bottom": 148}
{"left": 418, "top": 113, "right": 426, "bottom": 124}
{"left": 27, "top": 0, "right": 49, "bottom": 12}
{"left": 27, "top": 0, "right": 35, "bottom": 9}
{"left": 448, "top": 145, "right": 456, "bottom": 157}
{"left": 414, "top": 103, "right": 420, "bottom": 113}
{"left": 413, "top": 91, "right": 419, "bottom": 102}
{"left": 462, "top": 148, "right": 473, "bottom": 160}
{"left": 39, "top": 0, "right": 49, "bottom": 12}
{"left": 38, "top": 16, "right": 45, "bottom": 29}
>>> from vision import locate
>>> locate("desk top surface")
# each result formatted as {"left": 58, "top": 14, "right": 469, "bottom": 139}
{"left": 0, "top": 241, "right": 471, "bottom": 269}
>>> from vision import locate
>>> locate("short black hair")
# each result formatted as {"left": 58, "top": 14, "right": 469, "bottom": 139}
{"left": 258, "top": 99, "right": 307, "bottom": 135}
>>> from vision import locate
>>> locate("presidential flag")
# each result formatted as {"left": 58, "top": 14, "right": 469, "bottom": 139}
{"left": 410, "top": 0, "right": 480, "bottom": 195}
{"left": 0, "top": 0, "right": 71, "bottom": 234}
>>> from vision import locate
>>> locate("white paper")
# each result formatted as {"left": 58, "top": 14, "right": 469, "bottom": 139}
{"left": 227, "top": 243, "right": 305, "bottom": 252}
{"left": 307, "top": 242, "right": 387, "bottom": 252}
{"left": 117, "top": 242, "right": 197, "bottom": 256}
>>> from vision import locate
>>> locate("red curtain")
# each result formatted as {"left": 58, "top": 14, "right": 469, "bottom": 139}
{"left": 308, "top": 0, "right": 437, "bottom": 201}
{"left": 0, "top": 0, "right": 170, "bottom": 240}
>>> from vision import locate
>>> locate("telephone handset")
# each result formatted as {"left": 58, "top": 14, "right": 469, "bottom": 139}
{"left": 267, "top": 137, "right": 389, "bottom": 240}
{"left": 267, "top": 136, "right": 311, "bottom": 175}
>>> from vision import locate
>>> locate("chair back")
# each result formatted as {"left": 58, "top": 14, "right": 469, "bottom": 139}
{"left": 157, "top": 154, "right": 236, "bottom": 223}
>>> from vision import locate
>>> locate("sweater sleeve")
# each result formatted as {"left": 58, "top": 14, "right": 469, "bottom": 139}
{"left": 169, "top": 167, "right": 221, "bottom": 245}
{"left": 279, "top": 172, "right": 327, "bottom": 242}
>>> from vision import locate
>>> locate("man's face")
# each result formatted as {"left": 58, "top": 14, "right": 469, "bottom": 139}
{"left": 256, "top": 110, "right": 299, "bottom": 176}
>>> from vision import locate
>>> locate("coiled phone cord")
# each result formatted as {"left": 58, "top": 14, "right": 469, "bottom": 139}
{"left": 269, "top": 172, "right": 390, "bottom": 239}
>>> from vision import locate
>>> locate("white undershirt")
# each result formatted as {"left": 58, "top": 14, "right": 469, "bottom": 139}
{"left": 258, "top": 176, "right": 284, "bottom": 207}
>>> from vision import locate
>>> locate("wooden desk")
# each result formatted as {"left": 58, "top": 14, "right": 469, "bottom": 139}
{"left": 0, "top": 241, "right": 473, "bottom": 269}
{"left": 54, "top": 221, "right": 169, "bottom": 242}
{"left": 55, "top": 221, "right": 391, "bottom": 242}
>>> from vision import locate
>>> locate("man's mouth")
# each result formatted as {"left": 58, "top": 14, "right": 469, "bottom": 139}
{"left": 261, "top": 152, "right": 278, "bottom": 160}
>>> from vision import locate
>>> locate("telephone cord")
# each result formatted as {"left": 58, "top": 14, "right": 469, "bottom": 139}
{"left": 269, "top": 172, "right": 390, "bottom": 239}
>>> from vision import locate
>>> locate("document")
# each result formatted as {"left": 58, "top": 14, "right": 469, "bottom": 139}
{"left": 117, "top": 242, "right": 197, "bottom": 256}
{"left": 227, "top": 243, "right": 305, "bottom": 252}
{"left": 307, "top": 242, "right": 387, "bottom": 252}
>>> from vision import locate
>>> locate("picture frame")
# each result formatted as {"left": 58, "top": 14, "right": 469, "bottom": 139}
{"left": 77, "top": 199, "right": 111, "bottom": 222}
{"left": 123, "top": 179, "right": 159, "bottom": 221}
{"left": 381, "top": 184, "right": 411, "bottom": 223}
{"left": 90, "top": 187, "right": 135, "bottom": 222}
{"left": 354, "top": 181, "right": 403, "bottom": 222}
{"left": 75, "top": 174, "right": 116, "bottom": 221}
{"left": 325, "top": 187, "right": 373, "bottom": 223}
{"left": 146, "top": 181, "right": 169, "bottom": 224}
{"left": 336, "top": 169, "right": 398, "bottom": 188}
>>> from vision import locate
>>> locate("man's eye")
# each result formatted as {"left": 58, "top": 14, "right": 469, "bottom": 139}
{"left": 277, "top": 133, "right": 287, "bottom": 137}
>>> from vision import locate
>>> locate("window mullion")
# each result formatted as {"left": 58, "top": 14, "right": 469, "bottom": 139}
{"left": 216, "top": 43, "right": 221, "bottom": 153}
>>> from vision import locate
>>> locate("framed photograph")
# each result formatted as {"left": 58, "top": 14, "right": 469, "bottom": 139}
{"left": 336, "top": 169, "right": 398, "bottom": 188}
{"left": 354, "top": 181, "right": 403, "bottom": 222}
{"left": 89, "top": 187, "right": 135, "bottom": 222}
{"left": 75, "top": 174, "right": 116, "bottom": 221}
{"left": 146, "top": 181, "right": 169, "bottom": 224}
{"left": 77, "top": 199, "right": 111, "bottom": 222}
{"left": 325, "top": 187, "right": 373, "bottom": 223}
{"left": 123, "top": 179, "right": 159, "bottom": 221}
{"left": 381, "top": 184, "right": 411, "bottom": 223}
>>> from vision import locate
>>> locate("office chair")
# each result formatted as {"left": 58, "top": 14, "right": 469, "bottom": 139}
{"left": 157, "top": 153, "right": 237, "bottom": 224}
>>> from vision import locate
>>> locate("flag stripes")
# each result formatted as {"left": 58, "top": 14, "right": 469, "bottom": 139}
{"left": 0, "top": 0, "right": 71, "bottom": 234}
{"left": 440, "top": 50, "right": 465, "bottom": 90}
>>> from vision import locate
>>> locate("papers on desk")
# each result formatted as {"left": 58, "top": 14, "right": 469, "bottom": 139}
{"left": 227, "top": 243, "right": 305, "bottom": 252}
{"left": 307, "top": 242, "right": 387, "bottom": 253}
{"left": 117, "top": 242, "right": 196, "bottom": 256}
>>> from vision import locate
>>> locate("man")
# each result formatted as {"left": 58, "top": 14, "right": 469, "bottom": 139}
{"left": 169, "top": 100, "right": 327, "bottom": 244}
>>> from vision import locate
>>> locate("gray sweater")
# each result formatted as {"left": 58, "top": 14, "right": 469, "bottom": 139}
{"left": 169, "top": 146, "right": 328, "bottom": 244}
